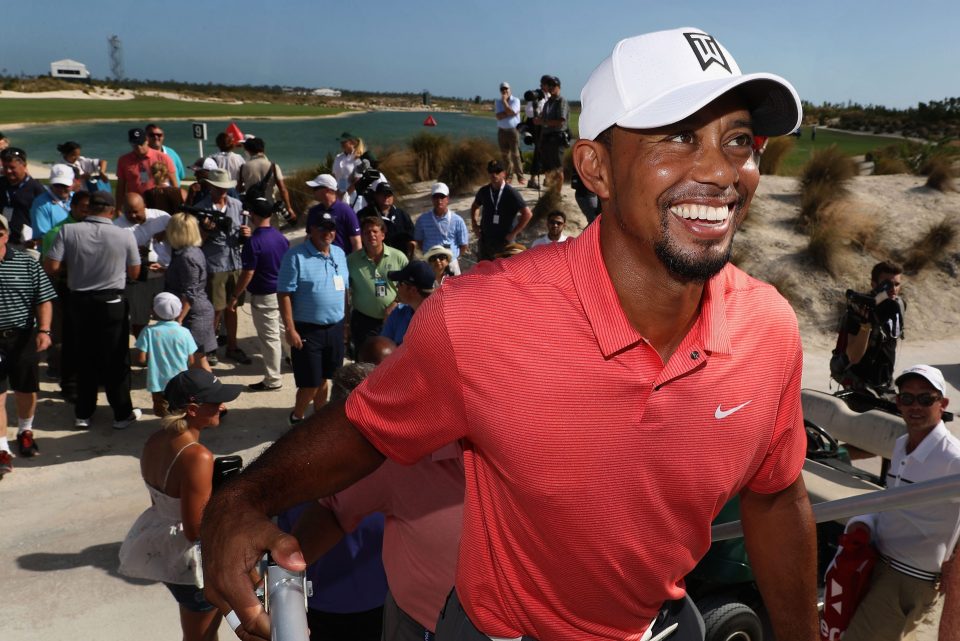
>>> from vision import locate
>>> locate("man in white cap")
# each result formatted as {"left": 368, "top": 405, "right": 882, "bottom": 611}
{"left": 30, "top": 164, "right": 76, "bottom": 240}
{"left": 201, "top": 27, "right": 815, "bottom": 641}
{"left": 494, "top": 82, "right": 525, "bottom": 185}
{"left": 413, "top": 182, "right": 469, "bottom": 275}
{"left": 843, "top": 365, "right": 959, "bottom": 641}
{"left": 305, "top": 173, "right": 361, "bottom": 255}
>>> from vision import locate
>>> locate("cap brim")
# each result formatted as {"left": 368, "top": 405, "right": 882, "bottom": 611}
{"left": 200, "top": 383, "right": 243, "bottom": 405}
{"left": 612, "top": 72, "right": 801, "bottom": 138}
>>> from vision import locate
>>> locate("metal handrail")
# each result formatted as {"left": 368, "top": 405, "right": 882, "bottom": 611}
{"left": 711, "top": 473, "right": 960, "bottom": 542}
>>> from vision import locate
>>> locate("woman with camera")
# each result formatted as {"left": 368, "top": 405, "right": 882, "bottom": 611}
{"left": 164, "top": 213, "right": 217, "bottom": 372}
{"left": 119, "top": 369, "right": 241, "bottom": 641}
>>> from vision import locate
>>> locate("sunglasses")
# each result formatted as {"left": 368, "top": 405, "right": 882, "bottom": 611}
{"left": 548, "top": 220, "right": 564, "bottom": 226}
{"left": 428, "top": 255, "right": 448, "bottom": 262}
{"left": 896, "top": 392, "right": 942, "bottom": 407}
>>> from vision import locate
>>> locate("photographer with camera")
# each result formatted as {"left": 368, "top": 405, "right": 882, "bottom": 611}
{"left": 518, "top": 87, "right": 546, "bottom": 188}
{"left": 534, "top": 75, "right": 570, "bottom": 196}
{"left": 830, "top": 261, "right": 905, "bottom": 394}
{"left": 194, "top": 168, "right": 252, "bottom": 365}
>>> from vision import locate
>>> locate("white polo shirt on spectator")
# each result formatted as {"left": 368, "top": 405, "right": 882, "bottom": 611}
{"left": 849, "top": 421, "right": 960, "bottom": 579}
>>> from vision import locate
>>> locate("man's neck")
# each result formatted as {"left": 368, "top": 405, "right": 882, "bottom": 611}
{"left": 365, "top": 245, "right": 384, "bottom": 262}
{"left": 7, "top": 174, "right": 26, "bottom": 187}
{"left": 378, "top": 205, "right": 392, "bottom": 215}
{"left": 599, "top": 216, "right": 706, "bottom": 364}
{"left": 310, "top": 239, "right": 331, "bottom": 255}
{"left": 434, "top": 209, "right": 447, "bottom": 218}
{"left": 906, "top": 423, "right": 938, "bottom": 454}
{"left": 548, "top": 232, "right": 561, "bottom": 241}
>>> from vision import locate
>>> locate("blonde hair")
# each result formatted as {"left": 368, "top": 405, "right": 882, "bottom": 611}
{"left": 151, "top": 161, "right": 169, "bottom": 185}
{"left": 354, "top": 138, "right": 366, "bottom": 157}
{"left": 166, "top": 212, "right": 202, "bottom": 249}
{"left": 160, "top": 410, "right": 189, "bottom": 434}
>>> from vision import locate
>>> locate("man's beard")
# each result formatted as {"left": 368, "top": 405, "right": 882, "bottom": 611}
{"left": 652, "top": 204, "right": 739, "bottom": 283}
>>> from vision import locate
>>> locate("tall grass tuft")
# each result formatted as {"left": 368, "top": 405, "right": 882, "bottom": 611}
{"left": 759, "top": 136, "right": 794, "bottom": 175}
{"left": 871, "top": 155, "right": 911, "bottom": 175}
{"left": 798, "top": 145, "right": 857, "bottom": 229}
{"left": 532, "top": 189, "right": 562, "bottom": 220}
{"left": 903, "top": 218, "right": 959, "bottom": 272}
{"left": 284, "top": 165, "right": 326, "bottom": 217}
{"left": 410, "top": 133, "right": 451, "bottom": 182}
{"left": 922, "top": 156, "right": 956, "bottom": 192}
{"left": 805, "top": 205, "right": 878, "bottom": 277}
{"left": 376, "top": 147, "right": 416, "bottom": 195}
{"left": 437, "top": 137, "right": 499, "bottom": 196}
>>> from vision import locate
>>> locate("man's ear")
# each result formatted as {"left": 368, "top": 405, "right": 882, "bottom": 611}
{"left": 572, "top": 139, "right": 612, "bottom": 201}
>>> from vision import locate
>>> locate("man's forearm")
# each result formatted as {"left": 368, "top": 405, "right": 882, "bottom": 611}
{"left": 278, "top": 293, "right": 296, "bottom": 330}
{"left": 234, "top": 269, "right": 255, "bottom": 296}
{"left": 35, "top": 301, "right": 52, "bottom": 331}
{"left": 740, "top": 477, "right": 819, "bottom": 641}
{"left": 219, "top": 401, "right": 385, "bottom": 516}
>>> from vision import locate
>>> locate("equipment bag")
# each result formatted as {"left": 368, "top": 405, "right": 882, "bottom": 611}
{"left": 820, "top": 528, "right": 878, "bottom": 641}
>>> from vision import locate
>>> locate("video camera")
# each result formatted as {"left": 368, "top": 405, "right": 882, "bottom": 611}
{"left": 180, "top": 204, "right": 233, "bottom": 233}
{"left": 352, "top": 159, "right": 381, "bottom": 196}
{"left": 845, "top": 279, "right": 896, "bottom": 310}
{"left": 523, "top": 88, "right": 545, "bottom": 102}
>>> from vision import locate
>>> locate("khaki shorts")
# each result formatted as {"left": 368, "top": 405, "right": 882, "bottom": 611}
{"left": 207, "top": 270, "right": 244, "bottom": 312}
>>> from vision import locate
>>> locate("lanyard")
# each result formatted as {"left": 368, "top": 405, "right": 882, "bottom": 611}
{"left": 489, "top": 184, "right": 505, "bottom": 216}
{"left": 4, "top": 176, "right": 30, "bottom": 204}
{"left": 430, "top": 211, "right": 451, "bottom": 240}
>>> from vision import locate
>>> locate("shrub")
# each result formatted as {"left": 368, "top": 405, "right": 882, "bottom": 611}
{"left": 871, "top": 155, "right": 911, "bottom": 175}
{"left": 376, "top": 147, "right": 416, "bottom": 195}
{"left": 903, "top": 218, "right": 959, "bottom": 272}
{"left": 283, "top": 165, "right": 326, "bottom": 218}
{"left": 409, "top": 132, "right": 451, "bottom": 182}
{"left": 807, "top": 219, "right": 846, "bottom": 277}
{"left": 805, "top": 205, "right": 878, "bottom": 277}
{"left": 437, "top": 137, "right": 498, "bottom": 196}
{"left": 922, "top": 156, "right": 956, "bottom": 192}
{"left": 759, "top": 136, "right": 794, "bottom": 175}
{"left": 797, "top": 146, "right": 857, "bottom": 229}
{"left": 532, "top": 189, "right": 562, "bottom": 220}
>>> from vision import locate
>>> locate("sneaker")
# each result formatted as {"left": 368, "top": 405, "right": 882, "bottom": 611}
{"left": 248, "top": 381, "right": 282, "bottom": 392}
{"left": 206, "top": 351, "right": 219, "bottom": 365}
{"left": 74, "top": 417, "right": 91, "bottom": 429}
{"left": 288, "top": 412, "right": 304, "bottom": 426}
{"left": 113, "top": 409, "right": 142, "bottom": 430}
{"left": 0, "top": 450, "right": 12, "bottom": 478}
{"left": 226, "top": 347, "right": 252, "bottom": 365}
{"left": 17, "top": 430, "right": 39, "bottom": 457}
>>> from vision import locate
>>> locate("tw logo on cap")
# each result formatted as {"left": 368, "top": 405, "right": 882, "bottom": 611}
{"left": 684, "top": 32, "right": 732, "bottom": 73}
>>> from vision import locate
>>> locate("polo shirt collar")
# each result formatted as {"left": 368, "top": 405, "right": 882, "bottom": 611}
{"left": 85, "top": 215, "right": 113, "bottom": 225}
{"left": 568, "top": 218, "right": 732, "bottom": 358}
{"left": 910, "top": 421, "right": 948, "bottom": 463}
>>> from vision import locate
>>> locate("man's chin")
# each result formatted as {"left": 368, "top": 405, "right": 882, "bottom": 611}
{"left": 654, "top": 241, "right": 732, "bottom": 283}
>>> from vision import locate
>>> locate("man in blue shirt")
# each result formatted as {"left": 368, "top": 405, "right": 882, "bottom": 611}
{"left": 305, "top": 173, "right": 361, "bottom": 255}
{"left": 29, "top": 164, "right": 74, "bottom": 240}
{"left": 230, "top": 197, "right": 290, "bottom": 391}
{"left": 278, "top": 211, "right": 348, "bottom": 425}
{"left": 413, "top": 182, "right": 469, "bottom": 275}
{"left": 381, "top": 261, "right": 434, "bottom": 346}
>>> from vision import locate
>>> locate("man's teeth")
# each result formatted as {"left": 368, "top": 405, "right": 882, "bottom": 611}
{"left": 669, "top": 204, "right": 729, "bottom": 222}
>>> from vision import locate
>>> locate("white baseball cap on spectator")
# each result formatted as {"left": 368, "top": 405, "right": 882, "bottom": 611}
{"left": 153, "top": 292, "right": 183, "bottom": 321}
{"left": 49, "top": 164, "right": 75, "bottom": 186}
{"left": 431, "top": 182, "right": 450, "bottom": 197}
{"left": 305, "top": 174, "right": 337, "bottom": 190}
{"left": 578, "top": 26, "right": 802, "bottom": 141}
{"left": 895, "top": 365, "right": 947, "bottom": 396}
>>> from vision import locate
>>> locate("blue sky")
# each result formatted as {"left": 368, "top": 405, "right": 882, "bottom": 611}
{"left": 1, "top": 0, "right": 957, "bottom": 109}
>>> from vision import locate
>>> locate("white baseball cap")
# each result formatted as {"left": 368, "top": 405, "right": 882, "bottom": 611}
{"left": 49, "top": 163, "right": 75, "bottom": 187}
{"left": 431, "top": 182, "right": 450, "bottom": 197}
{"left": 153, "top": 292, "right": 183, "bottom": 321}
{"left": 579, "top": 27, "right": 802, "bottom": 141}
{"left": 895, "top": 365, "right": 947, "bottom": 396}
{"left": 305, "top": 173, "right": 337, "bottom": 190}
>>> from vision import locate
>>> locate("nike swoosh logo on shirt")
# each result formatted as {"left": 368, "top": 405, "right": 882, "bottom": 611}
{"left": 715, "top": 400, "right": 752, "bottom": 420}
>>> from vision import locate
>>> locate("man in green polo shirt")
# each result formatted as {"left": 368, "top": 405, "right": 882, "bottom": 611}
{"left": 347, "top": 216, "right": 408, "bottom": 358}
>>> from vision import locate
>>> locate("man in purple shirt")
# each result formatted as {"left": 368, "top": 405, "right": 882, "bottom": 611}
{"left": 306, "top": 174, "right": 361, "bottom": 255}
{"left": 229, "top": 197, "right": 289, "bottom": 391}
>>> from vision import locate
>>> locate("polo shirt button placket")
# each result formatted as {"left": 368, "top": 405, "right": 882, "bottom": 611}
{"left": 690, "top": 351, "right": 700, "bottom": 360}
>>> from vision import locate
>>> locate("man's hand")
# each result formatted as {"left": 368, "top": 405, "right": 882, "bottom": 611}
{"left": 285, "top": 327, "right": 303, "bottom": 350}
{"left": 240, "top": 224, "right": 252, "bottom": 239}
{"left": 228, "top": 297, "right": 240, "bottom": 313}
{"left": 35, "top": 331, "right": 52, "bottom": 352}
{"left": 200, "top": 484, "right": 307, "bottom": 641}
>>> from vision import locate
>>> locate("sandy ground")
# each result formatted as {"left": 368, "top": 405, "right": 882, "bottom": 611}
{"left": 4, "top": 178, "right": 959, "bottom": 640}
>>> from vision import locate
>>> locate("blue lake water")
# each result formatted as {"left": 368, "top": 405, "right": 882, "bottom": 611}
{"left": 9, "top": 111, "right": 497, "bottom": 173}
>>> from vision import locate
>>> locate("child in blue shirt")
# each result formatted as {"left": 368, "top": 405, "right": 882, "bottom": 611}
{"left": 134, "top": 292, "right": 197, "bottom": 416}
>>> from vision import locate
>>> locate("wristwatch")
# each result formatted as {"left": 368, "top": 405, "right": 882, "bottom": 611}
{"left": 38, "top": 329, "right": 52, "bottom": 335}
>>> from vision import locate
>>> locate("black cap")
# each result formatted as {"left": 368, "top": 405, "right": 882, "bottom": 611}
{"left": 307, "top": 210, "right": 337, "bottom": 230}
{"left": 163, "top": 369, "right": 242, "bottom": 410}
{"left": 88, "top": 191, "right": 116, "bottom": 209}
{"left": 375, "top": 182, "right": 394, "bottom": 195}
{"left": 337, "top": 131, "right": 358, "bottom": 142}
{"left": 487, "top": 160, "right": 505, "bottom": 174}
{"left": 540, "top": 74, "right": 560, "bottom": 87}
{"left": 388, "top": 260, "right": 435, "bottom": 290}
{"left": 128, "top": 128, "right": 147, "bottom": 145}
{"left": 246, "top": 196, "right": 274, "bottom": 219}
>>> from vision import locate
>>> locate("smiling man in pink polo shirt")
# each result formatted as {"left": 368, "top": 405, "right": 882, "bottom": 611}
{"left": 202, "top": 27, "right": 817, "bottom": 641}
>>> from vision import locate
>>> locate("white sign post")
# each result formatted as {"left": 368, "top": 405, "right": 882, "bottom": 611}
{"left": 192, "top": 122, "right": 208, "bottom": 158}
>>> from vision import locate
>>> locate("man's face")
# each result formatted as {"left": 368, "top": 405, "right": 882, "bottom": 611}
{"left": 489, "top": 170, "right": 506, "bottom": 188}
{"left": 0, "top": 226, "right": 8, "bottom": 252}
{"left": 51, "top": 183, "right": 71, "bottom": 201}
{"left": 124, "top": 199, "right": 146, "bottom": 224}
{"left": 603, "top": 93, "right": 758, "bottom": 283}
{"left": 374, "top": 191, "right": 394, "bottom": 210}
{"left": 146, "top": 127, "right": 165, "bottom": 150}
{"left": 896, "top": 376, "right": 948, "bottom": 433}
{"left": 209, "top": 185, "right": 228, "bottom": 201}
{"left": 501, "top": 87, "right": 511, "bottom": 99}
{"left": 309, "top": 225, "right": 335, "bottom": 249}
{"left": 132, "top": 141, "right": 150, "bottom": 157}
{"left": 872, "top": 271, "right": 903, "bottom": 299}
{"left": 314, "top": 186, "right": 336, "bottom": 206}
{"left": 362, "top": 223, "right": 384, "bottom": 252}
{"left": 547, "top": 216, "right": 565, "bottom": 239}
{"left": 2, "top": 158, "right": 27, "bottom": 183}
{"left": 432, "top": 193, "right": 449, "bottom": 215}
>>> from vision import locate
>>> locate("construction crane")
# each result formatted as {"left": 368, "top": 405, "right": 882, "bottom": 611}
{"left": 107, "top": 35, "right": 123, "bottom": 81}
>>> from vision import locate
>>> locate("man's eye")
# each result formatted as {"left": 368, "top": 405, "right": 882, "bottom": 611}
{"left": 727, "top": 133, "right": 754, "bottom": 147}
{"left": 667, "top": 132, "right": 695, "bottom": 144}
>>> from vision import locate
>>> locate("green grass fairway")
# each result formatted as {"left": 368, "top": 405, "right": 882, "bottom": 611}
{"left": 0, "top": 97, "right": 348, "bottom": 125}
{"left": 778, "top": 128, "right": 900, "bottom": 175}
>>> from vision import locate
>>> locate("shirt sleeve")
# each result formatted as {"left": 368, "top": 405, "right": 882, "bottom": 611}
{"left": 346, "top": 207, "right": 361, "bottom": 237}
{"left": 455, "top": 216, "right": 469, "bottom": 246}
{"left": 134, "top": 329, "right": 149, "bottom": 353}
{"left": 745, "top": 336, "right": 807, "bottom": 494}
{"left": 276, "top": 249, "right": 298, "bottom": 294}
{"left": 240, "top": 238, "right": 257, "bottom": 271}
{"left": 125, "top": 232, "right": 141, "bottom": 266}
{"left": 346, "top": 288, "right": 468, "bottom": 464}
{"left": 47, "top": 227, "right": 66, "bottom": 262}
{"left": 413, "top": 217, "right": 425, "bottom": 243}
{"left": 31, "top": 261, "right": 57, "bottom": 305}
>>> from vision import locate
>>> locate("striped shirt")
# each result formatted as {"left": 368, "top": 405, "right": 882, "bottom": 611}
{"left": 277, "top": 240, "right": 347, "bottom": 325}
{"left": 413, "top": 210, "right": 469, "bottom": 259}
{"left": 0, "top": 247, "right": 57, "bottom": 330}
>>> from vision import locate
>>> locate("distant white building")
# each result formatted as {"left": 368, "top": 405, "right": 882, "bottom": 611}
{"left": 50, "top": 59, "right": 91, "bottom": 81}
{"left": 310, "top": 88, "right": 341, "bottom": 97}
